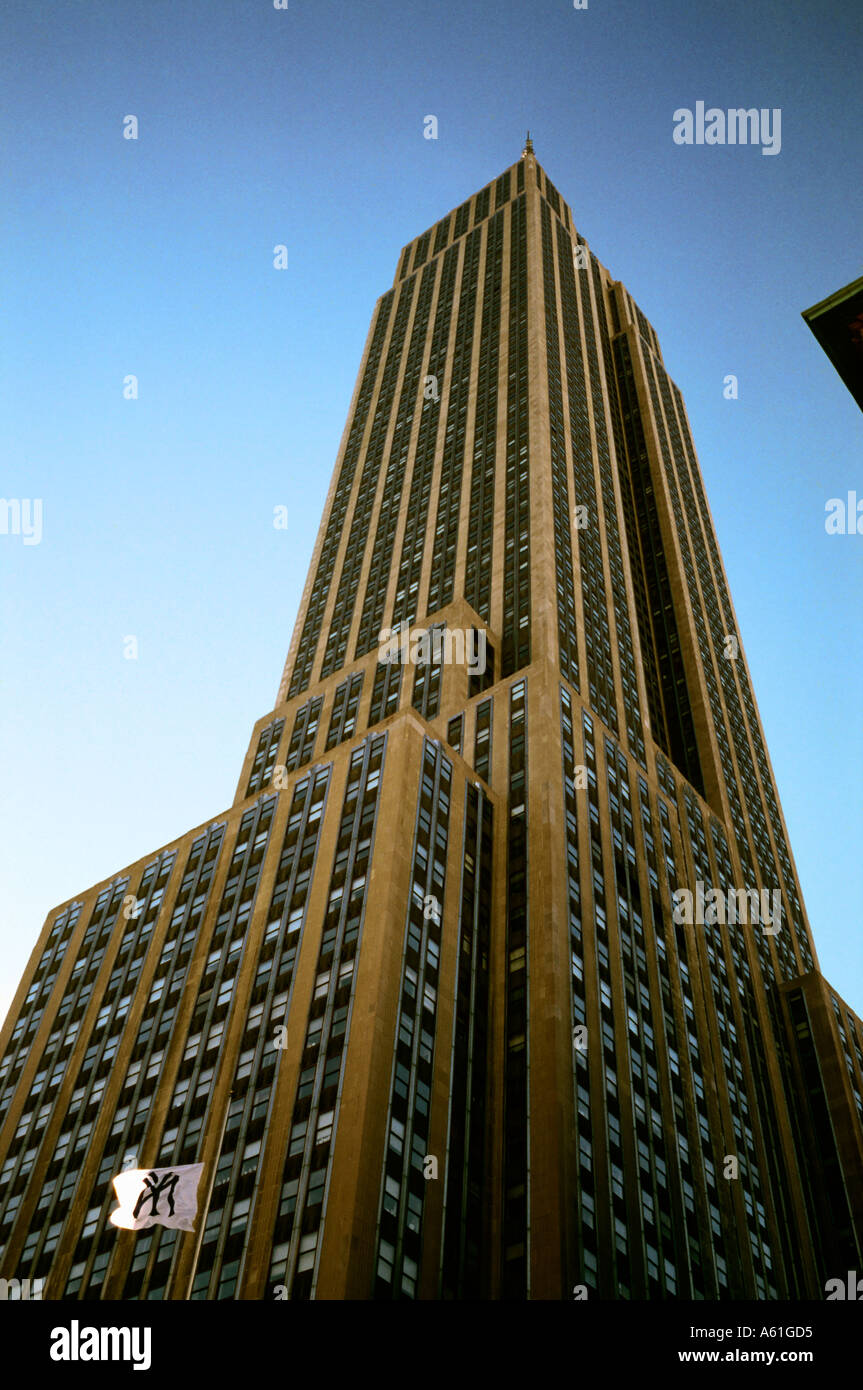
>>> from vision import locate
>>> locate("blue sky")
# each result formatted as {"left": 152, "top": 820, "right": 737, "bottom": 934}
{"left": 1, "top": 0, "right": 861, "bottom": 1023}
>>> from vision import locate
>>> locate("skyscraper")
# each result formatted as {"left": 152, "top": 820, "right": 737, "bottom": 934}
{"left": 1, "top": 140, "right": 861, "bottom": 1303}
{"left": 802, "top": 273, "right": 863, "bottom": 413}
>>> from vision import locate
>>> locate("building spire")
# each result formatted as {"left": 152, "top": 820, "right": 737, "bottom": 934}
{"left": 522, "top": 130, "right": 534, "bottom": 158}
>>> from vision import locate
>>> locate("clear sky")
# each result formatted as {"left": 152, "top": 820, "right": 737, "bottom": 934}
{"left": 1, "top": 0, "right": 861, "bottom": 1026}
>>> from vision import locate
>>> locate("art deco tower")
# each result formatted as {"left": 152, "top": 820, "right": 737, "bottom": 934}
{"left": 1, "top": 141, "right": 862, "bottom": 1303}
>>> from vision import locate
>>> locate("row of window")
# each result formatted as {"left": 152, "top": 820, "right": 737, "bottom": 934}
{"left": 355, "top": 259, "right": 439, "bottom": 658}
{"left": 502, "top": 679, "right": 528, "bottom": 1296}
{"left": 374, "top": 741, "right": 451, "bottom": 1299}
{"left": 287, "top": 290, "right": 394, "bottom": 698}
{"left": 398, "top": 163, "right": 521, "bottom": 282}
{"left": 268, "top": 733, "right": 386, "bottom": 1299}
{"left": 321, "top": 277, "right": 418, "bottom": 679}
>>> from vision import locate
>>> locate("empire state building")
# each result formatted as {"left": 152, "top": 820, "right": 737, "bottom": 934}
{"left": 1, "top": 140, "right": 861, "bottom": 1302}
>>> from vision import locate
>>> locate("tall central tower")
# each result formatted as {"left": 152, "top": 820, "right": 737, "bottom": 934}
{"left": 2, "top": 143, "right": 861, "bottom": 1303}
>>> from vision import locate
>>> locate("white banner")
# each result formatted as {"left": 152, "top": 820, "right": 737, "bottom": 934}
{"left": 109, "top": 1163, "right": 204, "bottom": 1232}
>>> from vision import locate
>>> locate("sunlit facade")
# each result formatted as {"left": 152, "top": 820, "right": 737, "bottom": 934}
{"left": 2, "top": 143, "right": 862, "bottom": 1301}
